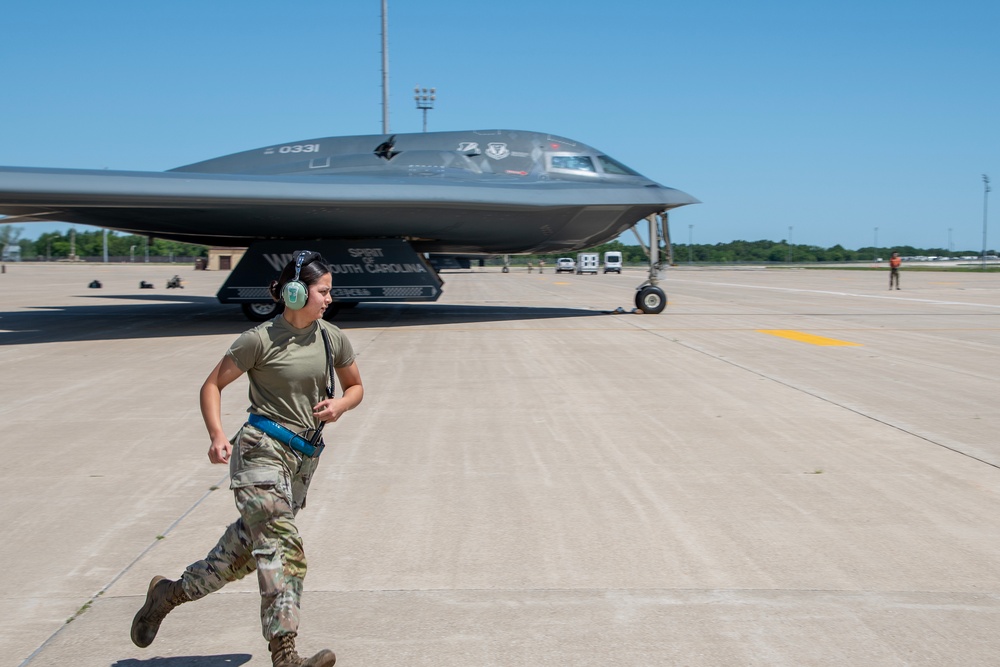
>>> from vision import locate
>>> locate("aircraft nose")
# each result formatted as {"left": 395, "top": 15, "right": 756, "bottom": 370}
{"left": 651, "top": 185, "right": 701, "bottom": 208}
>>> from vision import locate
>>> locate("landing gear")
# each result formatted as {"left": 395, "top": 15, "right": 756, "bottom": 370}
{"left": 635, "top": 285, "right": 667, "bottom": 314}
{"left": 631, "top": 211, "right": 673, "bottom": 314}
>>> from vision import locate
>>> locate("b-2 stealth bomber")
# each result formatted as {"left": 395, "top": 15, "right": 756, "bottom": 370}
{"left": 0, "top": 129, "right": 697, "bottom": 318}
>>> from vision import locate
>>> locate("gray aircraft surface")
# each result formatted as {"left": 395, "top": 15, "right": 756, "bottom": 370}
{"left": 0, "top": 129, "right": 697, "bottom": 318}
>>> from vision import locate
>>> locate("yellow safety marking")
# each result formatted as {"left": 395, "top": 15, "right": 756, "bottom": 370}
{"left": 757, "top": 330, "right": 862, "bottom": 346}
{"left": 553, "top": 282, "right": 570, "bottom": 285}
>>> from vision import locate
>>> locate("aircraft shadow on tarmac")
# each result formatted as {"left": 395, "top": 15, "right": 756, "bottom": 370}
{"left": 92, "top": 293, "right": 223, "bottom": 305}
{"left": 111, "top": 654, "right": 251, "bottom": 667}
{"left": 0, "top": 298, "right": 606, "bottom": 345}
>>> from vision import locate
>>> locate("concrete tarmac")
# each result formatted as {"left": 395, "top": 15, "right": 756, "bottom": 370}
{"left": 2, "top": 262, "right": 999, "bottom": 666}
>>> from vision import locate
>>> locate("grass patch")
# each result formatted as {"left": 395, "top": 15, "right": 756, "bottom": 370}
{"left": 66, "top": 591, "right": 104, "bottom": 624}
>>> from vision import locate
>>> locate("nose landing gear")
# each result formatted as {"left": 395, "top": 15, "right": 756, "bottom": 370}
{"left": 631, "top": 211, "right": 671, "bottom": 314}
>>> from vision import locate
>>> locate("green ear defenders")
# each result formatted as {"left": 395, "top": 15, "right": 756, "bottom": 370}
{"left": 281, "top": 250, "right": 318, "bottom": 310}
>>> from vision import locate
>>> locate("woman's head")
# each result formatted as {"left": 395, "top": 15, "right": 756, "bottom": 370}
{"left": 269, "top": 251, "right": 332, "bottom": 308}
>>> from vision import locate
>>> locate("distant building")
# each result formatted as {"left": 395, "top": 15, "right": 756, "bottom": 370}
{"left": 206, "top": 246, "right": 246, "bottom": 271}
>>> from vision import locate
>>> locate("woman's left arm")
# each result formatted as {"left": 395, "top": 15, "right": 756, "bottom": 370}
{"left": 313, "top": 361, "right": 364, "bottom": 423}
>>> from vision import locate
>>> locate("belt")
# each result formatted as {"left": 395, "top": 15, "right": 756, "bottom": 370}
{"left": 247, "top": 413, "right": 324, "bottom": 458}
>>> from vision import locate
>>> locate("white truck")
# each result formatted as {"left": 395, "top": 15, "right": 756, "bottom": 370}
{"left": 576, "top": 252, "right": 599, "bottom": 274}
{"left": 603, "top": 251, "right": 623, "bottom": 273}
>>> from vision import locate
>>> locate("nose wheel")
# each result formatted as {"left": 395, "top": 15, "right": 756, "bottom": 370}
{"left": 635, "top": 285, "right": 667, "bottom": 314}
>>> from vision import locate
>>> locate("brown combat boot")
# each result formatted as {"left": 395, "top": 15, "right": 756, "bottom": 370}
{"left": 269, "top": 633, "right": 336, "bottom": 667}
{"left": 130, "top": 575, "right": 191, "bottom": 648}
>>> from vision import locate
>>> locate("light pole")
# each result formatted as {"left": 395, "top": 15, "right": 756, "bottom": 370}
{"left": 687, "top": 224, "right": 693, "bottom": 264}
{"left": 381, "top": 0, "right": 390, "bottom": 133}
{"left": 948, "top": 227, "right": 953, "bottom": 254}
{"left": 787, "top": 226, "right": 793, "bottom": 262}
{"left": 873, "top": 227, "right": 879, "bottom": 263}
{"left": 414, "top": 87, "right": 436, "bottom": 132}
{"left": 982, "top": 174, "right": 991, "bottom": 269}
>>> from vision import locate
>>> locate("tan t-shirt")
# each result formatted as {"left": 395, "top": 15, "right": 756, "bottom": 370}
{"left": 227, "top": 316, "right": 356, "bottom": 432}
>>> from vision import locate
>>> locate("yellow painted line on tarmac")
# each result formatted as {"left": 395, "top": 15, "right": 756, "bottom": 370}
{"left": 553, "top": 281, "right": 571, "bottom": 285}
{"left": 757, "top": 330, "right": 862, "bottom": 346}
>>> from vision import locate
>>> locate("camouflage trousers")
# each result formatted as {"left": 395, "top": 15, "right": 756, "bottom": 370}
{"left": 179, "top": 423, "right": 320, "bottom": 640}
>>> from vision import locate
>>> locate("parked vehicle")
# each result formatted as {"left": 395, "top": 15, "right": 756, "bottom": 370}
{"left": 603, "top": 251, "right": 623, "bottom": 273}
{"left": 576, "top": 252, "right": 599, "bottom": 274}
{"left": 555, "top": 257, "right": 576, "bottom": 273}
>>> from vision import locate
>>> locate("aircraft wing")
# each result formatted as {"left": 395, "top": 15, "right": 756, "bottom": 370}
{"left": 0, "top": 166, "right": 696, "bottom": 252}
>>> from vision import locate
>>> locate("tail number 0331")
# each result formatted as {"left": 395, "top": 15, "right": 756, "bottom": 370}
{"left": 265, "top": 144, "right": 320, "bottom": 155}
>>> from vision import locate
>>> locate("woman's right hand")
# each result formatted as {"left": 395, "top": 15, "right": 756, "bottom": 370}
{"left": 208, "top": 435, "right": 232, "bottom": 464}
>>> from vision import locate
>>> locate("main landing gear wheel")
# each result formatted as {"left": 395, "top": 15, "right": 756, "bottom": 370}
{"left": 635, "top": 286, "right": 667, "bottom": 314}
{"left": 242, "top": 302, "right": 281, "bottom": 321}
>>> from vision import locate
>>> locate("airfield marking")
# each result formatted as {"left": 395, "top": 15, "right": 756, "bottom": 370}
{"left": 666, "top": 279, "right": 1000, "bottom": 309}
{"left": 353, "top": 325, "right": 1000, "bottom": 334}
{"left": 757, "top": 329, "right": 862, "bottom": 346}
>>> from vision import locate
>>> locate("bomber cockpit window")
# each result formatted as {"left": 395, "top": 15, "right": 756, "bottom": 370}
{"left": 596, "top": 155, "right": 639, "bottom": 176}
{"left": 550, "top": 155, "right": 596, "bottom": 172}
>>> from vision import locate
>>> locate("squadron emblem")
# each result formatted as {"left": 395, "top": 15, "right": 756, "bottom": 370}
{"left": 485, "top": 142, "right": 510, "bottom": 160}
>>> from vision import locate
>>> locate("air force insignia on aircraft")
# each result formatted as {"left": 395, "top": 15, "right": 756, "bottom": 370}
{"left": 486, "top": 142, "right": 510, "bottom": 160}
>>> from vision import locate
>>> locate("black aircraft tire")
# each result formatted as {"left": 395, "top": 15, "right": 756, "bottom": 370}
{"left": 502, "top": 266, "right": 509, "bottom": 273}
{"left": 242, "top": 301, "right": 282, "bottom": 321}
{"left": 635, "top": 286, "right": 667, "bottom": 314}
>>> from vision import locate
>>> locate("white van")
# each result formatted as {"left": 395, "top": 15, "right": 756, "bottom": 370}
{"left": 576, "top": 252, "right": 599, "bottom": 274}
{"left": 603, "top": 251, "right": 623, "bottom": 274}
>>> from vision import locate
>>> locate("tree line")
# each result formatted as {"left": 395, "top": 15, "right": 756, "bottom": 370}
{"left": 511, "top": 239, "right": 991, "bottom": 265}
{"left": 3, "top": 228, "right": 208, "bottom": 260}
{"left": 2, "top": 226, "right": 991, "bottom": 264}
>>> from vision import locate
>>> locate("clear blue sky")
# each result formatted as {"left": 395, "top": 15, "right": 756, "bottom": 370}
{"left": 3, "top": 0, "right": 998, "bottom": 252}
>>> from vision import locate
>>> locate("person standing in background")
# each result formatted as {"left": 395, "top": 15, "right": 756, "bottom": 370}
{"left": 889, "top": 252, "right": 902, "bottom": 290}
